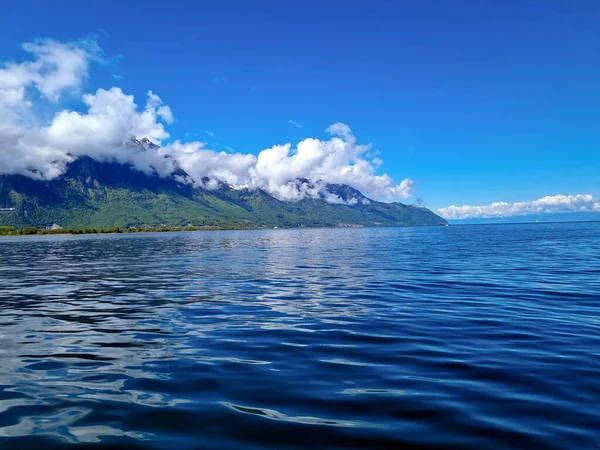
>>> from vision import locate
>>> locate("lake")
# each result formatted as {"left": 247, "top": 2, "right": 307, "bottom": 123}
{"left": 0, "top": 223, "right": 599, "bottom": 449}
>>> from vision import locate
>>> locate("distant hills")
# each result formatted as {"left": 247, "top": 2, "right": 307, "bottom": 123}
{"left": 0, "top": 144, "right": 447, "bottom": 230}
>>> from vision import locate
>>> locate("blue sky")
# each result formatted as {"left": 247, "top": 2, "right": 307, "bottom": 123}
{"left": 0, "top": 0, "right": 598, "bottom": 216}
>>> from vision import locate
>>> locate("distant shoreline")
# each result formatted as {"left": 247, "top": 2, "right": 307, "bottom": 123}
{"left": 0, "top": 225, "right": 252, "bottom": 237}
{"left": 3, "top": 220, "right": 599, "bottom": 238}
{"left": 0, "top": 223, "right": 450, "bottom": 237}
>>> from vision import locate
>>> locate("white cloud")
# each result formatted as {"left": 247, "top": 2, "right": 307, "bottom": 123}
{"left": 204, "top": 129, "right": 215, "bottom": 137}
{"left": 161, "top": 125, "right": 414, "bottom": 201}
{"left": 147, "top": 90, "right": 174, "bottom": 124}
{"left": 44, "top": 88, "right": 172, "bottom": 167}
{"left": 0, "top": 37, "right": 414, "bottom": 203}
{"left": 288, "top": 119, "right": 302, "bottom": 128}
{"left": 166, "top": 140, "right": 257, "bottom": 188}
{"left": 438, "top": 194, "right": 600, "bottom": 220}
{"left": 0, "top": 38, "right": 102, "bottom": 102}
{"left": 326, "top": 122, "right": 355, "bottom": 143}
{"left": 248, "top": 125, "right": 413, "bottom": 201}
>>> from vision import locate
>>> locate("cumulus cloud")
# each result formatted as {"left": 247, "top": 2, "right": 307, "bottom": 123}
{"left": 438, "top": 194, "right": 600, "bottom": 220}
{"left": 1, "top": 85, "right": 175, "bottom": 179}
{"left": 166, "top": 140, "right": 257, "bottom": 188}
{"left": 0, "top": 38, "right": 103, "bottom": 102}
{"left": 288, "top": 119, "right": 302, "bottom": 128}
{"left": 249, "top": 126, "right": 413, "bottom": 201}
{"left": 0, "top": 37, "right": 414, "bottom": 202}
{"left": 0, "top": 38, "right": 100, "bottom": 130}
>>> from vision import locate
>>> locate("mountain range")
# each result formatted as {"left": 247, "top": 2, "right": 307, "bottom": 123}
{"left": 0, "top": 139, "right": 447, "bottom": 230}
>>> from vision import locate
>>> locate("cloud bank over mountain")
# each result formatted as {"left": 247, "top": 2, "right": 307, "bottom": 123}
{"left": 0, "top": 38, "right": 413, "bottom": 202}
{"left": 438, "top": 194, "right": 600, "bottom": 220}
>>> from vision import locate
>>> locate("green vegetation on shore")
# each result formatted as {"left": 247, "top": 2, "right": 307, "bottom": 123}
{"left": 0, "top": 225, "right": 244, "bottom": 237}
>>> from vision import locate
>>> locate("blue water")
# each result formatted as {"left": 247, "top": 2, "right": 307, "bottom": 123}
{"left": 0, "top": 223, "right": 599, "bottom": 449}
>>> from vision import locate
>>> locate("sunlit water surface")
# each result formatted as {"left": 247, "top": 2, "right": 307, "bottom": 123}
{"left": 1, "top": 223, "right": 599, "bottom": 449}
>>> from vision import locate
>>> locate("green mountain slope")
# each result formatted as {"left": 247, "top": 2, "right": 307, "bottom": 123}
{"left": 0, "top": 157, "right": 447, "bottom": 229}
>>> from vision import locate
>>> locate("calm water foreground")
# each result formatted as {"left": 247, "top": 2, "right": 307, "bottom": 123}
{"left": 0, "top": 223, "right": 599, "bottom": 449}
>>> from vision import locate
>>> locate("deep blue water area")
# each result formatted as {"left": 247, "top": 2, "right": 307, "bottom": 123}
{"left": 0, "top": 223, "right": 599, "bottom": 449}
